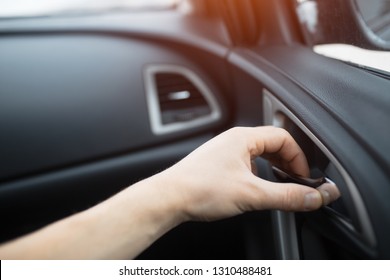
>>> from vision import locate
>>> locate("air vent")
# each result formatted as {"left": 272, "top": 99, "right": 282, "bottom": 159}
{"left": 144, "top": 65, "right": 222, "bottom": 135}
{"left": 155, "top": 73, "right": 211, "bottom": 124}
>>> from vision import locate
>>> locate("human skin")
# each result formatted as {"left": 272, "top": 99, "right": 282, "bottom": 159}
{"left": 0, "top": 126, "right": 340, "bottom": 259}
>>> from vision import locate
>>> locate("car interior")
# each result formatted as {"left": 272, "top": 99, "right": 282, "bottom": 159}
{"left": 0, "top": 0, "right": 389, "bottom": 260}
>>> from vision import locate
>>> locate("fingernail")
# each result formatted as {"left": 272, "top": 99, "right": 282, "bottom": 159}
{"left": 304, "top": 192, "right": 321, "bottom": 210}
{"left": 319, "top": 189, "right": 331, "bottom": 205}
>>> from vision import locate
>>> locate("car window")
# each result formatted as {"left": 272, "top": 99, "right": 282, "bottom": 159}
{"left": 314, "top": 44, "right": 390, "bottom": 73}
{"left": 0, "top": 0, "right": 179, "bottom": 18}
{"left": 295, "top": 0, "right": 390, "bottom": 74}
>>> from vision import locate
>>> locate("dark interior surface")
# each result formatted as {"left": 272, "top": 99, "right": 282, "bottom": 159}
{"left": 0, "top": 34, "right": 230, "bottom": 182}
{"left": 1, "top": 1, "right": 389, "bottom": 259}
{"left": 0, "top": 11, "right": 261, "bottom": 256}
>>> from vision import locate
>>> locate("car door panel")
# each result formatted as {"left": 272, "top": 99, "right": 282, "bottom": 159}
{"left": 228, "top": 45, "right": 390, "bottom": 259}
{"left": 0, "top": 134, "right": 211, "bottom": 242}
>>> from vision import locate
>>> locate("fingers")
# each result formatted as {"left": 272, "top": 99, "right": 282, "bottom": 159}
{"left": 317, "top": 181, "right": 341, "bottom": 205}
{"left": 259, "top": 179, "right": 322, "bottom": 211}
{"left": 245, "top": 127, "right": 310, "bottom": 177}
{"left": 250, "top": 177, "right": 340, "bottom": 212}
{"left": 243, "top": 126, "right": 341, "bottom": 211}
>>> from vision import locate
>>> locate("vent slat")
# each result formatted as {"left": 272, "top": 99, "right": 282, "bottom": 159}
{"left": 155, "top": 73, "right": 209, "bottom": 115}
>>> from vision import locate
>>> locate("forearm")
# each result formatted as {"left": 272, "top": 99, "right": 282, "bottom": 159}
{"left": 0, "top": 173, "right": 184, "bottom": 259}
{"left": 0, "top": 127, "right": 339, "bottom": 259}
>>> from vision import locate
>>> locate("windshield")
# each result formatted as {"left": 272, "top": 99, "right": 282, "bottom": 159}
{"left": 0, "top": 0, "right": 179, "bottom": 18}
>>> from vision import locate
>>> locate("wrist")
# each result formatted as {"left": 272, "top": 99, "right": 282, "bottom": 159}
{"left": 131, "top": 171, "right": 188, "bottom": 232}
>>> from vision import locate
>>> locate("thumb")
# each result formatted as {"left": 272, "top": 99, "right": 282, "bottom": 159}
{"left": 255, "top": 178, "right": 325, "bottom": 211}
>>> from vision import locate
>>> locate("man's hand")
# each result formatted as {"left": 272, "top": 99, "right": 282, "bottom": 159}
{"left": 160, "top": 126, "right": 340, "bottom": 222}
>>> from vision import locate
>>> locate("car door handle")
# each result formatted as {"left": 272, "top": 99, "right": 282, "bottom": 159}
{"left": 272, "top": 166, "right": 327, "bottom": 188}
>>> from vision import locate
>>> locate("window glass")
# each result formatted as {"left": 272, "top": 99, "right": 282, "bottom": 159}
{"left": 295, "top": 0, "right": 390, "bottom": 74}
{"left": 355, "top": 0, "right": 390, "bottom": 41}
{"left": 314, "top": 44, "right": 390, "bottom": 73}
{"left": 0, "top": 0, "right": 179, "bottom": 18}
